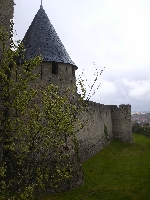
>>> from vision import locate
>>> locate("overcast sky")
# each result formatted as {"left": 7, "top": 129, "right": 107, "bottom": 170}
{"left": 14, "top": 0, "right": 150, "bottom": 112}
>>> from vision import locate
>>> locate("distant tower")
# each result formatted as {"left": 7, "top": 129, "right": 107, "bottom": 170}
{"left": 20, "top": 5, "right": 77, "bottom": 89}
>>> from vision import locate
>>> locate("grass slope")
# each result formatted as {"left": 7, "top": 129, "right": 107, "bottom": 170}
{"left": 43, "top": 134, "right": 150, "bottom": 200}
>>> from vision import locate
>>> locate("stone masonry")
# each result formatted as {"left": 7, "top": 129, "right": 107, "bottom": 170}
{"left": 77, "top": 102, "right": 132, "bottom": 162}
{"left": 0, "top": 0, "right": 14, "bottom": 130}
{"left": 0, "top": 0, "right": 14, "bottom": 33}
{"left": 0, "top": 1, "right": 133, "bottom": 191}
{"left": 0, "top": 0, "right": 133, "bottom": 161}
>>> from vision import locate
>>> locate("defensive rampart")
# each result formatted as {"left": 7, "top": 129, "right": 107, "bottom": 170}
{"left": 77, "top": 101, "right": 132, "bottom": 161}
{"left": 0, "top": 1, "right": 133, "bottom": 192}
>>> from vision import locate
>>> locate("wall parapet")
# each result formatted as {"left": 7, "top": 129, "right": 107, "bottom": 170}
{"left": 77, "top": 101, "right": 132, "bottom": 161}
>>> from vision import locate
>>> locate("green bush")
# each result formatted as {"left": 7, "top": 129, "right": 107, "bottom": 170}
{"left": 133, "top": 126, "right": 150, "bottom": 138}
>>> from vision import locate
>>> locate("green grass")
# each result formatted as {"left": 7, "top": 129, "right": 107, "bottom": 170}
{"left": 42, "top": 134, "right": 150, "bottom": 200}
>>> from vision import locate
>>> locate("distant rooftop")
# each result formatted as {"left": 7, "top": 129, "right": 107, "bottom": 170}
{"left": 21, "top": 5, "right": 75, "bottom": 66}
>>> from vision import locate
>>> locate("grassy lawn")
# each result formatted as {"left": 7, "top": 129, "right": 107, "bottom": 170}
{"left": 42, "top": 134, "right": 150, "bottom": 200}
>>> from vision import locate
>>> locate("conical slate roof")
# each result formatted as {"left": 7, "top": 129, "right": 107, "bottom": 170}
{"left": 21, "top": 5, "right": 75, "bottom": 66}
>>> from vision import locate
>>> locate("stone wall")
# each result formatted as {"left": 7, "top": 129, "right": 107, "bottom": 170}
{"left": 77, "top": 101, "right": 113, "bottom": 161}
{"left": 0, "top": 1, "right": 133, "bottom": 163}
{"left": 25, "top": 61, "right": 76, "bottom": 90}
{"left": 77, "top": 102, "right": 132, "bottom": 162}
{"left": 0, "top": 0, "right": 14, "bottom": 53}
{"left": 0, "top": 0, "right": 14, "bottom": 56}
{"left": 0, "top": 0, "right": 133, "bottom": 193}
{"left": 0, "top": 0, "right": 14, "bottom": 122}
{"left": 0, "top": 0, "right": 14, "bottom": 32}
{"left": 20, "top": 62, "right": 133, "bottom": 163}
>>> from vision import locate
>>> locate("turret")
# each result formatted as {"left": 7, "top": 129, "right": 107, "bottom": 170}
{"left": 19, "top": 5, "right": 77, "bottom": 89}
{"left": 111, "top": 104, "right": 133, "bottom": 142}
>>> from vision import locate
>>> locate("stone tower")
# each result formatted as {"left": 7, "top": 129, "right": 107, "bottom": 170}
{"left": 111, "top": 104, "right": 133, "bottom": 142}
{"left": 16, "top": 4, "right": 83, "bottom": 192}
{"left": 20, "top": 5, "right": 77, "bottom": 89}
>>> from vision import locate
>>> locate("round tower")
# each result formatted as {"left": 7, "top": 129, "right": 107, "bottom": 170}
{"left": 19, "top": 5, "right": 77, "bottom": 90}
{"left": 16, "top": 4, "right": 83, "bottom": 192}
{"left": 111, "top": 104, "right": 133, "bottom": 142}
